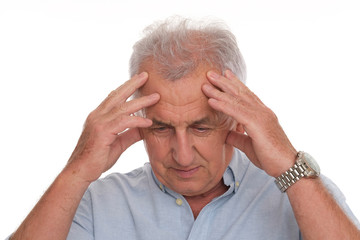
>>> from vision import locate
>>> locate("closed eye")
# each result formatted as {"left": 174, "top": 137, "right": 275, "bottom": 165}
{"left": 194, "top": 127, "right": 210, "bottom": 132}
{"left": 191, "top": 125, "right": 213, "bottom": 136}
{"left": 153, "top": 126, "right": 169, "bottom": 132}
{"left": 149, "top": 125, "right": 174, "bottom": 135}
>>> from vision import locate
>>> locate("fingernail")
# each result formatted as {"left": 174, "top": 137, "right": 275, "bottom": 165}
{"left": 138, "top": 72, "right": 147, "bottom": 79}
{"left": 225, "top": 70, "right": 235, "bottom": 78}
{"left": 202, "top": 84, "right": 212, "bottom": 91}
{"left": 208, "top": 71, "right": 220, "bottom": 79}
{"left": 150, "top": 93, "right": 160, "bottom": 100}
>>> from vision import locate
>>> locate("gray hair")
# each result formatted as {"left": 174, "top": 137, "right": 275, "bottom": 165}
{"left": 129, "top": 16, "right": 246, "bottom": 83}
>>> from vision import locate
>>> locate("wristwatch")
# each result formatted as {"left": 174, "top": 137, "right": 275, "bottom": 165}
{"left": 274, "top": 151, "right": 320, "bottom": 192}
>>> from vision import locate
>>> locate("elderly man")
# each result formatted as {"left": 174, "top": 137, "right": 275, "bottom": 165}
{"left": 9, "top": 17, "right": 360, "bottom": 239}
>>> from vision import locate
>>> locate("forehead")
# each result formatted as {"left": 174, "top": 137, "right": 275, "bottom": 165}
{"left": 139, "top": 62, "right": 219, "bottom": 123}
{"left": 140, "top": 63, "right": 211, "bottom": 102}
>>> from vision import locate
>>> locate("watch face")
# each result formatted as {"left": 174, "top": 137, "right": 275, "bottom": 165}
{"left": 303, "top": 152, "right": 320, "bottom": 177}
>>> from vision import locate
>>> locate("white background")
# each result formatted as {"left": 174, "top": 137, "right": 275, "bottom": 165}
{"left": 1, "top": 0, "right": 359, "bottom": 237}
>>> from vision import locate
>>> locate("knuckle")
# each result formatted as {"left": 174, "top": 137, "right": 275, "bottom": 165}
{"left": 234, "top": 87, "right": 243, "bottom": 96}
{"left": 109, "top": 104, "right": 128, "bottom": 116}
{"left": 108, "top": 90, "right": 117, "bottom": 97}
{"left": 118, "top": 103, "right": 128, "bottom": 113}
{"left": 86, "top": 111, "right": 97, "bottom": 124}
{"left": 85, "top": 111, "right": 106, "bottom": 132}
{"left": 123, "top": 79, "right": 137, "bottom": 92}
{"left": 233, "top": 96, "right": 244, "bottom": 106}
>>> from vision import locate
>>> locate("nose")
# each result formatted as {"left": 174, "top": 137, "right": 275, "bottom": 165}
{"left": 171, "top": 129, "right": 195, "bottom": 167}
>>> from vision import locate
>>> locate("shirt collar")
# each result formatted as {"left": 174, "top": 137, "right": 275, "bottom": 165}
{"left": 224, "top": 149, "right": 249, "bottom": 193}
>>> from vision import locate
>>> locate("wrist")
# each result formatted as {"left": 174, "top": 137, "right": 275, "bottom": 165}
{"left": 64, "top": 154, "right": 103, "bottom": 184}
{"left": 60, "top": 164, "right": 93, "bottom": 190}
{"left": 272, "top": 150, "right": 298, "bottom": 178}
{"left": 286, "top": 177, "right": 322, "bottom": 195}
{"left": 274, "top": 151, "right": 321, "bottom": 193}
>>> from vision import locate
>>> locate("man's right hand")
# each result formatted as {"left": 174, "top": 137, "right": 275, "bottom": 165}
{"left": 65, "top": 72, "right": 160, "bottom": 183}
{"left": 10, "top": 73, "right": 159, "bottom": 240}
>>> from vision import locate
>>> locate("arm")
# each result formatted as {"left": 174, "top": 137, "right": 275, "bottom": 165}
{"left": 10, "top": 167, "right": 90, "bottom": 240}
{"left": 288, "top": 177, "right": 360, "bottom": 239}
{"left": 10, "top": 72, "right": 160, "bottom": 240}
{"left": 202, "top": 70, "right": 360, "bottom": 240}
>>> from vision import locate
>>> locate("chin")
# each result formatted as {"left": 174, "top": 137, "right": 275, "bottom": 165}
{"left": 169, "top": 181, "right": 208, "bottom": 196}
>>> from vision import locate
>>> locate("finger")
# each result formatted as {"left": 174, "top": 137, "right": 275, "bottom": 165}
{"left": 226, "top": 131, "right": 249, "bottom": 152}
{"left": 99, "top": 72, "right": 149, "bottom": 112}
{"left": 202, "top": 83, "right": 248, "bottom": 113}
{"left": 203, "top": 80, "right": 263, "bottom": 124}
{"left": 208, "top": 96, "right": 253, "bottom": 126}
{"left": 107, "top": 93, "right": 160, "bottom": 118}
{"left": 226, "top": 131, "right": 261, "bottom": 168}
{"left": 206, "top": 71, "right": 239, "bottom": 96}
{"left": 224, "top": 70, "right": 264, "bottom": 105}
{"left": 108, "top": 128, "right": 142, "bottom": 161}
{"left": 224, "top": 70, "right": 249, "bottom": 93}
{"left": 207, "top": 70, "right": 258, "bottom": 105}
{"left": 108, "top": 115, "right": 153, "bottom": 135}
{"left": 202, "top": 83, "right": 231, "bottom": 102}
{"left": 224, "top": 69, "right": 242, "bottom": 83}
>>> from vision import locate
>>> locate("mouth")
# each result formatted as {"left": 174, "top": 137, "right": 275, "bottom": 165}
{"left": 173, "top": 166, "right": 200, "bottom": 179}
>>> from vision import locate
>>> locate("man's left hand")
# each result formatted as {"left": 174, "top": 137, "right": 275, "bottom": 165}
{"left": 202, "top": 70, "right": 297, "bottom": 177}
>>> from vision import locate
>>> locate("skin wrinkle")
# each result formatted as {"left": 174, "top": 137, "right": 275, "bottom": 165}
{"left": 147, "top": 117, "right": 231, "bottom": 142}
{"left": 138, "top": 62, "right": 236, "bottom": 209}
{"left": 144, "top": 96, "right": 233, "bottom": 132}
{"left": 145, "top": 99, "right": 208, "bottom": 120}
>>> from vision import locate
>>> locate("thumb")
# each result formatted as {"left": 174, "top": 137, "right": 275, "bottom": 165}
{"left": 109, "top": 128, "right": 142, "bottom": 161}
{"left": 226, "top": 131, "right": 261, "bottom": 169}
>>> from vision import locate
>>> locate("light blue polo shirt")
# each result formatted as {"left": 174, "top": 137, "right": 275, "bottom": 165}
{"left": 67, "top": 149, "right": 360, "bottom": 239}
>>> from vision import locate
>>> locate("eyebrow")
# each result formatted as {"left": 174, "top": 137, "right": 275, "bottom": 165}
{"left": 191, "top": 117, "right": 212, "bottom": 125}
{"left": 151, "top": 119, "right": 172, "bottom": 127}
{"left": 151, "top": 117, "right": 214, "bottom": 127}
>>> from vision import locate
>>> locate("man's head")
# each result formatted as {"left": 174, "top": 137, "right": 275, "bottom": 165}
{"left": 130, "top": 17, "right": 246, "bottom": 197}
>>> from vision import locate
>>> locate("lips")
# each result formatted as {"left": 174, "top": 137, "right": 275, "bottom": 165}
{"left": 173, "top": 166, "right": 200, "bottom": 178}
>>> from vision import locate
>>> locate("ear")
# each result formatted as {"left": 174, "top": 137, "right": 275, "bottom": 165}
{"left": 235, "top": 123, "right": 245, "bottom": 134}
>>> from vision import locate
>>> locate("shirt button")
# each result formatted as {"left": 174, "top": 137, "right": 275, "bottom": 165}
{"left": 175, "top": 198, "right": 183, "bottom": 206}
{"left": 235, "top": 181, "right": 240, "bottom": 187}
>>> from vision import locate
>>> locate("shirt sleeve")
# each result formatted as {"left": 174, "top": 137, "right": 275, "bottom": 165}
{"left": 66, "top": 189, "right": 95, "bottom": 240}
{"left": 320, "top": 175, "right": 360, "bottom": 229}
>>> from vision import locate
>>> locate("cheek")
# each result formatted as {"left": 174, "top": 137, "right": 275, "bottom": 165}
{"left": 143, "top": 133, "right": 171, "bottom": 160}
{"left": 194, "top": 130, "right": 232, "bottom": 161}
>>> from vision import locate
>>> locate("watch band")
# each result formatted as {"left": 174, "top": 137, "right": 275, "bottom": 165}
{"left": 274, "top": 159, "right": 306, "bottom": 192}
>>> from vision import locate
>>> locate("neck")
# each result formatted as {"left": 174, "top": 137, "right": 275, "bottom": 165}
{"left": 184, "top": 181, "right": 228, "bottom": 219}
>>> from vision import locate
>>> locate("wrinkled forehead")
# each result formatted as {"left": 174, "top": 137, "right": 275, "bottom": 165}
{"left": 139, "top": 61, "right": 218, "bottom": 99}
{"left": 137, "top": 62, "right": 231, "bottom": 126}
